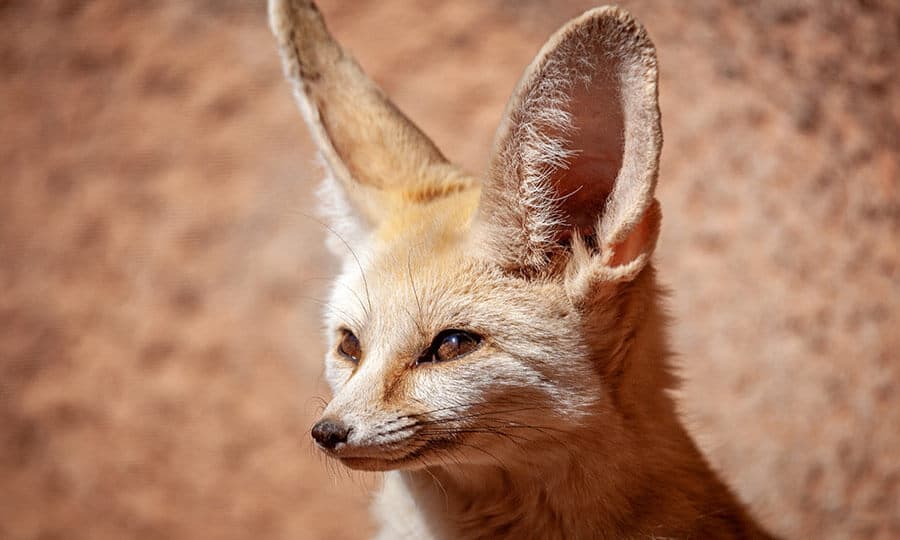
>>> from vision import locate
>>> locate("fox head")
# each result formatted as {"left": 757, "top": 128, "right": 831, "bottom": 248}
{"left": 270, "top": 0, "right": 663, "bottom": 472}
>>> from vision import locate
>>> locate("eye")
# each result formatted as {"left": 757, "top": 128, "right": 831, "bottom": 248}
{"left": 419, "top": 330, "right": 481, "bottom": 364}
{"left": 337, "top": 330, "right": 361, "bottom": 363}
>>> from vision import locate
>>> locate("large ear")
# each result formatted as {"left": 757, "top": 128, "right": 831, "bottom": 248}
{"left": 269, "top": 0, "right": 473, "bottom": 244}
{"left": 473, "top": 6, "right": 662, "bottom": 278}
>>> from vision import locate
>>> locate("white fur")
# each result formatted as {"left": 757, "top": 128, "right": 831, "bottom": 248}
{"left": 269, "top": 2, "right": 777, "bottom": 538}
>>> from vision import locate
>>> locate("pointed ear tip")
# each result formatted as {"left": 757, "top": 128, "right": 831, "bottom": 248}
{"left": 268, "top": 0, "right": 296, "bottom": 27}
{"left": 268, "top": 0, "right": 326, "bottom": 40}
{"left": 268, "top": 0, "right": 295, "bottom": 41}
{"left": 575, "top": 5, "right": 658, "bottom": 64}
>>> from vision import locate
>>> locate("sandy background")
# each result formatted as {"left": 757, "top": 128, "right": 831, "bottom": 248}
{"left": 1, "top": 1, "right": 897, "bottom": 539}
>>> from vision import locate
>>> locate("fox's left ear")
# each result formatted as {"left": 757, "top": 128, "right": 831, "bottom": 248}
{"left": 473, "top": 6, "right": 662, "bottom": 282}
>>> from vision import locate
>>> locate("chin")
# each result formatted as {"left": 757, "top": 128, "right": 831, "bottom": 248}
{"left": 337, "top": 454, "right": 425, "bottom": 472}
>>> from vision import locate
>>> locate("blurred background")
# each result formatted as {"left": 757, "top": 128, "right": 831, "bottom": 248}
{"left": 1, "top": 1, "right": 897, "bottom": 538}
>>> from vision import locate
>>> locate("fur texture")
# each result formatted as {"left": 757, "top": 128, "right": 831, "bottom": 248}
{"left": 269, "top": 1, "right": 779, "bottom": 538}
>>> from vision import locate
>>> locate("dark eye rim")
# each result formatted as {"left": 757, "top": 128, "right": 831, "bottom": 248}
{"left": 336, "top": 329, "right": 361, "bottom": 363}
{"left": 415, "top": 329, "right": 483, "bottom": 366}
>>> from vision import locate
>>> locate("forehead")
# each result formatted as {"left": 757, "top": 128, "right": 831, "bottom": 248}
{"left": 329, "top": 188, "right": 485, "bottom": 326}
{"left": 333, "top": 237, "right": 490, "bottom": 333}
{"left": 326, "top": 187, "right": 572, "bottom": 344}
{"left": 329, "top": 235, "right": 573, "bottom": 351}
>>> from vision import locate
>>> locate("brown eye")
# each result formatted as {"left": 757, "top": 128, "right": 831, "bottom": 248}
{"left": 420, "top": 330, "right": 481, "bottom": 364}
{"left": 337, "top": 331, "right": 361, "bottom": 363}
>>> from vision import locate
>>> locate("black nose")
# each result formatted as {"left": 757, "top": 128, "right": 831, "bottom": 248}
{"left": 311, "top": 418, "right": 350, "bottom": 449}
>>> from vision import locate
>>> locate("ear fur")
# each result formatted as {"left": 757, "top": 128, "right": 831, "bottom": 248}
{"left": 269, "top": 0, "right": 475, "bottom": 244}
{"left": 473, "top": 6, "right": 662, "bottom": 277}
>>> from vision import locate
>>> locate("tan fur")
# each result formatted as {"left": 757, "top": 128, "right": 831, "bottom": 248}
{"left": 269, "top": 1, "right": 779, "bottom": 538}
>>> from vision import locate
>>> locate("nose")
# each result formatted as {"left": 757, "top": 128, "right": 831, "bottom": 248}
{"left": 311, "top": 418, "right": 350, "bottom": 449}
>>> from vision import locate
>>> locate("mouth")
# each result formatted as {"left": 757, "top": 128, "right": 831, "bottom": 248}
{"left": 321, "top": 438, "right": 454, "bottom": 471}
{"left": 317, "top": 445, "right": 425, "bottom": 471}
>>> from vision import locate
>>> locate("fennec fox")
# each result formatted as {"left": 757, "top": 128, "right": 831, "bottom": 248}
{"left": 270, "top": 1, "right": 778, "bottom": 538}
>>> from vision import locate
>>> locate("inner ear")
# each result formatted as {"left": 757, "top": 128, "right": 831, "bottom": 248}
{"left": 555, "top": 62, "right": 625, "bottom": 239}
{"left": 474, "top": 6, "right": 661, "bottom": 273}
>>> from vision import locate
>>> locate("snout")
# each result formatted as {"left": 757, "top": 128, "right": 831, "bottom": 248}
{"left": 308, "top": 412, "right": 427, "bottom": 471}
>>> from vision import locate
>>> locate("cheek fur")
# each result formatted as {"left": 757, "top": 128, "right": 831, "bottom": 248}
{"left": 406, "top": 354, "right": 594, "bottom": 425}
{"left": 324, "top": 356, "right": 354, "bottom": 392}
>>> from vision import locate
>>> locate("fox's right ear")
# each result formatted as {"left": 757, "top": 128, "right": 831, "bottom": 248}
{"left": 472, "top": 6, "right": 662, "bottom": 282}
{"left": 269, "top": 0, "right": 473, "bottom": 251}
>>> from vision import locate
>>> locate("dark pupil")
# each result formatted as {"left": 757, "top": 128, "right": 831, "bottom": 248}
{"left": 340, "top": 333, "right": 360, "bottom": 362}
{"left": 435, "top": 332, "right": 476, "bottom": 361}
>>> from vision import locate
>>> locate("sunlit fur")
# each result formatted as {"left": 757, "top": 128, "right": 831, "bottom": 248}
{"left": 269, "top": 1, "right": 779, "bottom": 538}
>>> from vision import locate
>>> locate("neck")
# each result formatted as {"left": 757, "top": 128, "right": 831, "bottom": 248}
{"left": 386, "top": 269, "right": 775, "bottom": 539}
{"left": 397, "top": 414, "right": 765, "bottom": 539}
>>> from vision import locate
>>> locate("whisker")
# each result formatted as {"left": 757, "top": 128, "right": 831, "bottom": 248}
{"left": 417, "top": 428, "right": 534, "bottom": 448}
{"left": 450, "top": 441, "right": 507, "bottom": 468}
{"left": 413, "top": 406, "right": 553, "bottom": 425}
{"left": 483, "top": 422, "right": 583, "bottom": 455}
{"left": 406, "top": 250, "right": 427, "bottom": 338}
{"left": 409, "top": 396, "right": 558, "bottom": 419}
{"left": 295, "top": 211, "right": 373, "bottom": 316}
{"left": 297, "top": 295, "right": 364, "bottom": 329}
{"left": 421, "top": 465, "right": 450, "bottom": 511}
{"left": 299, "top": 276, "right": 369, "bottom": 322}
{"left": 476, "top": 420, "right": 574, "bottom": 436}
